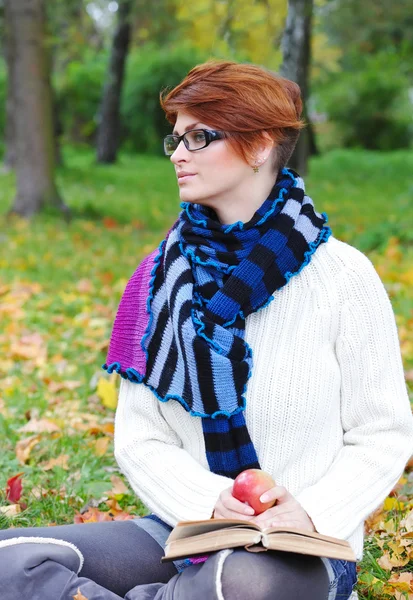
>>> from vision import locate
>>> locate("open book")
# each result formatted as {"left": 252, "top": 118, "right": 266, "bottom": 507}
{"left": 161, "top": 519, "right": 356, "bottom": 562}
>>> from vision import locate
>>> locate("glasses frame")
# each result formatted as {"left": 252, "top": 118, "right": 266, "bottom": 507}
{"left": 163, "top": 128, "right": 226, "bottom": 156}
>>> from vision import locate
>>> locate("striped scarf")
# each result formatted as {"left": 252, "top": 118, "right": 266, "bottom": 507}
{"left": 104, "top": 168, "right": 331, "bottom": 479}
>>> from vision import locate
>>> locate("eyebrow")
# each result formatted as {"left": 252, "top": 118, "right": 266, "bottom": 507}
{"left": 172, "top": 122, "right": 202, "bottom": 136}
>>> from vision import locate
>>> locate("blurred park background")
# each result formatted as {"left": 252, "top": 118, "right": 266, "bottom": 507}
{"left": 0, "top": 1, "right": 412, "bottom": 598}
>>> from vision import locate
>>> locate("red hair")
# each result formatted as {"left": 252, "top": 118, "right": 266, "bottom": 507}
{"left": 160, "top": 60, "right": 304, "bottom": 171}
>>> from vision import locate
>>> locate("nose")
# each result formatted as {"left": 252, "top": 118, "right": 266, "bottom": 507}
{"left": 170, "top": 139, "right": 191, "bottom": 164}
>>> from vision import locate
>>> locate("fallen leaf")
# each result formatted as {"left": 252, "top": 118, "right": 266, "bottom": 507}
{"left": 15, "top": 435, "right": 42, "bottom": 464}
{"left": 386, "top": 572, "right": 413, "bottom": 597}
{"left": 86, "top": 422, "right": 114, "bottom": 436}
{"left": 97, "top": 377, "right": 118, "bottom": 410}
{"left": 6, "top": 473, "right": 23, "bottom": 503}
{"left": 93, "top": 437, "right": 111, "bottom": 457}
{"left": 18, "top": 418, "right": 60, "bottom": 434}
{"left": 74, "top": 507, "right": 113, "bottom": 523}
{"left": 107, "top": 475, "right": 129, "bottom": 498}
{"left": 384, "top": 497, "right": 405, "bottom": 511}
{"left": 73, "top": 588, "right": 89, "bottom": 600}
{"left": 40, "top": 454, "right": 69, "bottom": 471}
{"left": 47, "top": 380, "right": 82, "bottom": 393}
{"left": 0, "top": 504, "right": 21, "bottom": 517}
{"left": 402, "top": 510, "right": 413, "bottom": 533}
{"left": 377, "top": 551, "right": 395, "bottom": 570}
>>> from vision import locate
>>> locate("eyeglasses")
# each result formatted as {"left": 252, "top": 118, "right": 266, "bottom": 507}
{"left": 163, "top": 129, "right": 225, "bottom": 156}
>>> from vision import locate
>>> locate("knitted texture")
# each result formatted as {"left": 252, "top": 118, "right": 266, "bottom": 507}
{"left": 105, "top": 168, "right": 331, "bottom": 478}
{"left": 113, "top": 237, "right": 413, "bottom": 561}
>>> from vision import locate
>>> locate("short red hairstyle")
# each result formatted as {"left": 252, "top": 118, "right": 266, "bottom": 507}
{"left": 160, "top": 60, "right": 304, "bottom": 172}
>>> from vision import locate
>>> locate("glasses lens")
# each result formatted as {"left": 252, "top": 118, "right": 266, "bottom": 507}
{"left": 184, "top": 130, "right": 207, "bottom": 151}
{"left": 164, "top": 135, "right": 178, "bottom": 156}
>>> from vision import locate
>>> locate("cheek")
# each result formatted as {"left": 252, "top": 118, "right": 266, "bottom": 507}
{"left": 201, "top": 146, "right": 247, "bottom": 180}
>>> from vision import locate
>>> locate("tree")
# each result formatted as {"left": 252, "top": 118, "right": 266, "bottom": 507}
{"left": 96, "top": 0, "right": 133, "bottom": 163}
{"left": 5, "top": 0, "right": 68, "bottom": 217}
{"left": 280, "top": 0, "right": 314, "bottom": 174}
{"left": 3, "top": 0, "right": 16, "bottom": 170}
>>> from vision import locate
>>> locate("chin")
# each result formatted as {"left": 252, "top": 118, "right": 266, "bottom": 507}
{"left": 179, "top": 190, "right": 198, "bottom": 204}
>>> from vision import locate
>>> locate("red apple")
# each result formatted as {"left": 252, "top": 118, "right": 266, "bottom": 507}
{"left": 232, "top": 469, "right": 276, "bottom": 515}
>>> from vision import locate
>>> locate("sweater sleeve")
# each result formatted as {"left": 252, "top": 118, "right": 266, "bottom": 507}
{"left": 296, "top": 249, "right": 413, "bottom": 541}
{"left": 114, "top": 378, "right": 233, "bottom": 526}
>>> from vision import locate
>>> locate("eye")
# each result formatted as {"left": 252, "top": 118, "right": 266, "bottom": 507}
{"left": 194, "top": 132, "right": 206, "bottom": 142}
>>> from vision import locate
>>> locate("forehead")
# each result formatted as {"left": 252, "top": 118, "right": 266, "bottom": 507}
{"left": 173, "top": 112, "right": 212, "bottom": 135}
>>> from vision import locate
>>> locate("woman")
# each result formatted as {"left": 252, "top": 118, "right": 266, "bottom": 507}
{"left": 1, "top": 60, "right": 412, "bottom": 600}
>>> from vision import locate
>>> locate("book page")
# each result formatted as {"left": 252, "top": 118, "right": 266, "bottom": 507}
{"left": 166, "top": 519, "right": 261, "bottom": 543}
{"left": 163, "top": 528, "right": 262, "bottom": 561}
{"left": 263, "top": 526, "right": 350, "bottom": 547}
{"left": 261, "top": 533, "right": 356, "bottom": 562}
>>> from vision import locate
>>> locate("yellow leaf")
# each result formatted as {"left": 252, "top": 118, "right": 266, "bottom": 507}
{"left": 94, "top": 437, "right": 111, "bottom": 457}
{"left": 384, "top": 497, "right": 405, "bottom": 511}
{"left": 97, "top": 377, "right": 118, "bottom": 410}
{"left": 386, "top": 571, "right": 413, "bottom": 595}
{"left": 15, "top": 434, "right": 42, "bottom": 464}
{"left": 383, "top": 518, "right": 397, "bottom": 534}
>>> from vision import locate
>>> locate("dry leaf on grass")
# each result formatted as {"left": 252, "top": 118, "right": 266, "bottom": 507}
{"left": 0, "top": 504, "right": 21, "bottom": 517}
{"left": 18, "top": 417, "right": 60, "bottom": 434}
{"left": 47, "top": 380, "right": 83, "bottom": 393}
{"left": 40, "top": 454, "right": 69, "bottom": 471}
{"left": 107, "top": 475, "right": 129, "bottom": 498}
{"left": 15, "top": 434, "right": 42, "bottom": 464}
{"left": 93, "top": 436, "right": 111, "bottom": 457}
{"left": 6, "top": 473, "right": 23, "bottom": 503}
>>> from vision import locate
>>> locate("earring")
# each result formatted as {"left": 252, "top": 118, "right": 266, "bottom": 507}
{"left": 253, "top": 165, "right": 259, "bottom": 173}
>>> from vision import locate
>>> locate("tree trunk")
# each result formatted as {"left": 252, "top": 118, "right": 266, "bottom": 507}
{"left": 280, "top": 0, "right": 314, "bottom": 175}
{"left": 3, "top": 0, "right": 16, "bottom": 171}
{"left": 96, "top": 0, "right": 132, "bottom": 164}
{"left": 5, "top": 0, "right": 68, "bottom": 218}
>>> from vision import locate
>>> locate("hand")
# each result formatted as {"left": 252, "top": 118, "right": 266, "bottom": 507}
{"left": 251, "top": 485, "right": 316, "bottom": 532}
{"left": 213, "top": 486, "right": 255, "bottom": 520}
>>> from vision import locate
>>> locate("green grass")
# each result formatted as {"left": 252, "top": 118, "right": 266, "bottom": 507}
{"left": 0, "top": 146, "right": 412, "bottom": 598}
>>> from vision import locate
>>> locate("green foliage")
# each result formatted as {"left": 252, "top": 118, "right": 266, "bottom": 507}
{"left": 54, "top": 50, "right": 108, "bottom": 143}
{"left": 314, "top": 53, "right": 413, "bottom": 151}
{"left": 121, "top": 43, "right": 209, "bottom": 154}
{"left": 318, "top": 0, "right": 413, "bottom": 76}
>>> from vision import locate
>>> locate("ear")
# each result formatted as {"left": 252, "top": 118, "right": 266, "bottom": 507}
{"left": 252, "top": 132, "right": 274, "bottom": 167}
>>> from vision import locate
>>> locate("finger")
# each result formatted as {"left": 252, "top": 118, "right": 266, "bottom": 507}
{"left": 264, "top": 504, "right": 299, "bottom": 518}
{"left": 251, "top": 507, "right": 280, "bottom": 524}
{"left": 221, "top": 492, "right": 255, "bottom": 517}
{"left": 216, "top": 505, "right": 255, "bottom": 521}
{"left": 271, "top": 520, "right": 301, "bottom": 528}
{"left": 259, "top": 485, "right": 290, "bottom": 504}
{"left": 251, "top": 502, "right": 299, "bottom": 523}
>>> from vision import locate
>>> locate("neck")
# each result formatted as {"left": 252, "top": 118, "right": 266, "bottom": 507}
{"left": 213, "top": 170, "right": 278, "bottom": 225}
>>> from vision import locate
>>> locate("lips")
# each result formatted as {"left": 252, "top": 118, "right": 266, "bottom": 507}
{"left": 177, "top": 173, "right": 196, "bottom": 184}
{"left": 177, "top": 171, "right": 195, "bottom": 177}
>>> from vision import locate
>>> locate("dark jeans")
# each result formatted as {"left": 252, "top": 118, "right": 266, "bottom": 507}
{"left": 0, "top": 517, "right": 355, "bottom": 599}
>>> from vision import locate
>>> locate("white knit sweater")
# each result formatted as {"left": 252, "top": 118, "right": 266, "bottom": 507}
{"left": 114, "top": 236, "right": 413, "bottom": 560}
